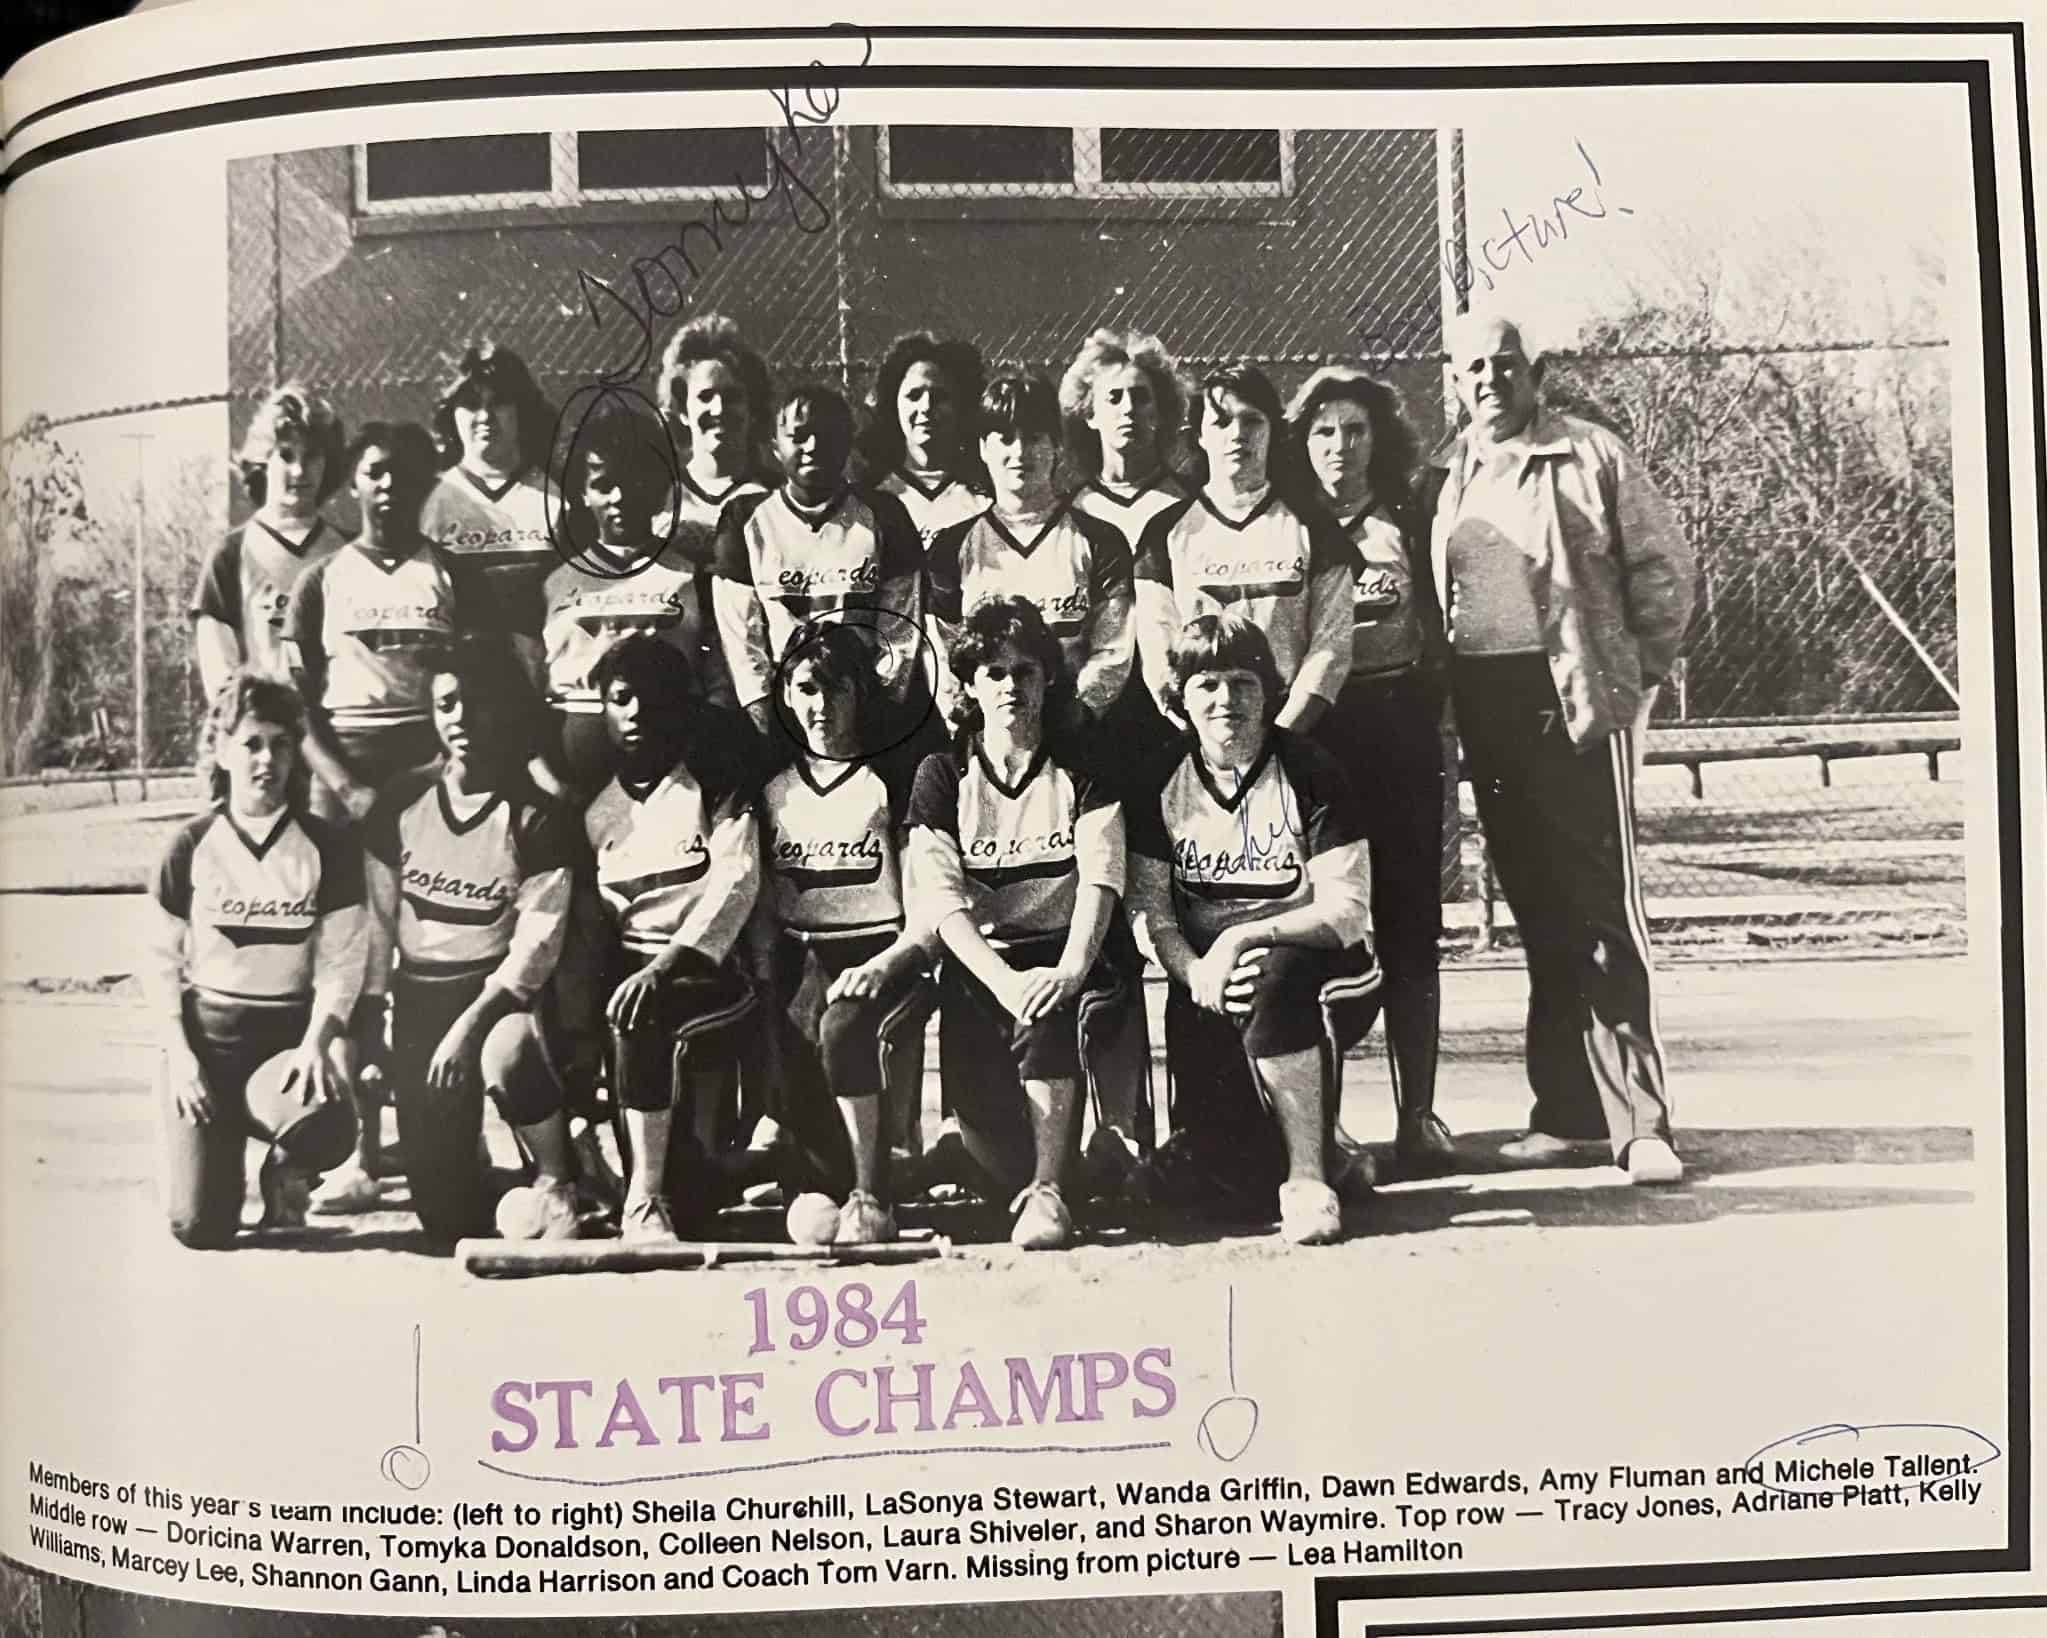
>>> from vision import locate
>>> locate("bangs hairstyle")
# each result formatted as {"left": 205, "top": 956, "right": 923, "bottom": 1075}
{"left": 946, "top": 594, "right": 1074, "bottom": 739}
{"left": 1284, "top": 367, "right": 1421, "bottom": 511}
{"left": 856, "top": 333, "right": 986, "bottom": 477}
{"left": 777, "top": 383, "right": 856, "bottom": 449}
{"left": 776, "top": 618, "right": 887, "bottom": 739}
{"left": 235, "top": 383, "right": 346, "bottom": 508}
{"left": 1058, "top": 328, "right": 1183, "bottom": 477}
{"left": 590, "top": 631, "right": 699, "bottom": 717}
{"left": 655, "top": 314, "right": 773, "bottom": 452}
{"left": 562, "top": 403, "right": 674, "bottom": 526}
{"left": 431, "top": 342, "right": 555, "bottom": 473}
{"left": 1185, "top": 363, "right": 1297, "bottom": 495}
{"left": 200, "top": 671, "right": 308, "bottom": 808}
{"left": 431, "top": 634, "right": 546, "bottom": 758}
{"left": 1162, "top": 612, "right": 1287, "bottom": 725}
{"left": 343, "top": 421, "right": 441, "bottom": 497}
{"left": 975, "top": 371, "right": 1060, "bottom": 444}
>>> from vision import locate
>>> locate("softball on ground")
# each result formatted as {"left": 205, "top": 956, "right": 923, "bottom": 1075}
{"left": 785, "top": 1191, "right": 841, "bottom": 1246}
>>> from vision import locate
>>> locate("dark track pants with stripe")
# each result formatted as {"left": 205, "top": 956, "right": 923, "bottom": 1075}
{"left": 1452, "top": 653, "right": 1672, "bottom": 1157}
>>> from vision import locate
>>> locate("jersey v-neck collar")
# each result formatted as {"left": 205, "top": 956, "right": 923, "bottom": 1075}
{"left": 984, "top": 499, "right": 1067, "bottom": 559}
{"left": 437, "top": 776, "right": 505, "bottom": 836}
{"left": 1195, "top": 486, "right": 1279, "bottom": 533}
{"left": 778, "top": 487, "right": 849, "bottom": 534}
{"left": 251, "top": 515, "right": 329, "bottom": 558}
{"left": 223, "top": 805, "right": 294, "bottom": 860}
{"left": 972, "top": 735, "right": 1050, "bottom": 802}
{"left": 1193, "top": 739, "right": 1276, "bottom": 814}
{"left": 795, "top": 754, "right": 864, "bottom": 798}
{"left": 455, "top": 464, "right": 532, "bottom": 505}
{"left": 1086, "top": 471, "right": 1175, "bottom": 509}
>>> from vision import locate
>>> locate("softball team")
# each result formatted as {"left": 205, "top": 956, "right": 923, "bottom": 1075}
{"left": 170, "top": 320, "right": 1481, "bottom": 1253}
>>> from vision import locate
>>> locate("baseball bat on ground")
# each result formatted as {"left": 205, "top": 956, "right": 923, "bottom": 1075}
{"left": 457, "top": 1236, "right": 956, "bottom": 1278}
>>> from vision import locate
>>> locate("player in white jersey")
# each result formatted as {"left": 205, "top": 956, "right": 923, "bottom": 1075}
{"left": 1124, "top": 614, "right": 1379, "bottom": 1246}
{"left": 1289, "top": 367, "right": 1458, "bottom": 1176}
{"left": 418, "top": 344, "right": 560, "bottom": 675}
{"left": 905, "top": 598, "right": 1128, "bottom": 1250}
{"left": 285, "top": 421, "right": 465, "bottom": 826}
{"left": 857, "top": 333, "right": 991, "bottom": 553}
{"left": 652, "top": 314, "right": 776, "bottom": 567}
{"left": 1133, "top": 364, "right": 1354, "bottom": 739}
{"left": 712, "top": 386, "right": 934, "bottom": 748}
{"left": 748, "top": 621, "right": 937, "bottom": 1243}
{"left": 926, "top": 371, "right": 1135, "bottom": 731}
{"left": 350, "top": 640, "right": 582, "bottom": 1244}
{"left": 584, "top": 637, "right": 765, "bottom": 1241}
{"left": 192, "top": 384, "right": 346, "bottom": 700}
{"left": 544, "top": 403, "right": 733, "bottom": 793}
{"left": 144, "top": 675, "right": 366, "bottom": 1246}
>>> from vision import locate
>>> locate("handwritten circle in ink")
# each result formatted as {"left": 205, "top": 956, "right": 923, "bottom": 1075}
{"left": 546, "top": 380, "right": 685, "bottom": 581}
{"left": 769, "top": 608, "right": 942, "bottom": 762}
{"left": 1739, "top": 1421, "right": 2000, "bottom": 1499}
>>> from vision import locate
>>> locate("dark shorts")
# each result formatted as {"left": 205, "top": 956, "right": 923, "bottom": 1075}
{"left": 608, "top": 947, "right": 758, "bottom": 1113}
{"left": 390, "top": 968, "right": 567, "bottom": 1128}
{"left": 937, "top": 932, "right": 1123, "bottom": 1128}
{"left": 768, "top": 929, "right": 935, "bottom": 1104}
{"left": 314, "top": 718, "right": 441, "bottom": 825}
{"left": 1166, "top": 941, "right": 1381, "bottom": 1135}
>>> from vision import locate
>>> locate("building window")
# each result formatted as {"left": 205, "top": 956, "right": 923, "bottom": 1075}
{"left": 879, "top": 126, "right": 1292, "bottom": 199}
{"left": 355, "top": 130, "right": 773, "bottom": 214}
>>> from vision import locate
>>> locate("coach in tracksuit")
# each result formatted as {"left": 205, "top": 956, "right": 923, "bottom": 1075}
{"left": 1426, "top": 313, "right": 1695, "bottom": 1185}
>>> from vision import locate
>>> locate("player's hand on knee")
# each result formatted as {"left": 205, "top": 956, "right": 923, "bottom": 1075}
{"left": 426, "top": 1029, "right": 480, "bottom": 1096}
{"left": 282, "top": 1040, "right": 337, "bottom": 1108}
{"left": 606, "top": 967, "right": 663, "bottom": 1035}
{"left": 166, "top": 1046, "right": 214, "bottom": 1124}
{"left": 1221, "top": 947, "right": 1266, "bottom": 1018}
{"left": 1017, "top": 963, "right": 1085, "bottom": 1026}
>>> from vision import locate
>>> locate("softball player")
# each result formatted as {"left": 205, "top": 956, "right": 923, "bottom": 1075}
{"left": 652, "top": 314, "right": 775, "bottom": 567}
{"left": 1132, "top": 365, "right": 1353, "bottom": 739}
{"left": 193, "top": 384, "right": 347, "bottom": 700}
{"left": 1124, "top": 614, "right": 1378, "bottom": 1246}
{"left": 544, "top": 402, "right": 733, "bottom": 794}
{"left": 1063, "top": 327, "right": 1190, "bottom": 547}
{"left": 145, "top": 674, "right": 365, "bottom": 1248}
{"left": 355, "top": 639, "right": 582, "bottom": 1244}
{"left": 925, "top": 371, "right": 1135, "bottom": 731}
{"left": 711, "top": 386, "right": 931, "bottom": 745}
{"left": 748, "top": 621, "right": 936, "bottom": 1244}
{"left": 857, "top": 334, "right": 991, "bottom": 551}
{"left": 1289, "top": 367, "right": 1457, "bottom": 1174}
{"left": 584, "top": 636, "right": 764, "bottom": 1242}
{"left": 418, "top": 344, "right": 559, "bottom": 673}
{"left": 904, "top": 597, "right": 1127, "bottom": 1251}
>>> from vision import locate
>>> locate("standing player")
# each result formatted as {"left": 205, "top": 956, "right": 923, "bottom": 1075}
{"left": 193, "top": 384, "right": 347, "bottom": 700}
{"left": 857, "top": 334, "right": 991, "bottom": 552}
{"left": 1063, "top": 328, "right": 1190, "bottom": 553}
{"left": 653, "top": 314, "right": 775, "bottom": 567}
{"left": 1132, "top": 365, "right": 1353, "bottom": 738}
{"left": 418, "top": 344, "right": 559, "bottom": 676}
{"left": 284, "top": 420, "right": 463, "bottom": 1202}
{"left": 711, "top": 386, "right": 931, "bottom": 745}
{"left": 749, "top": 621, "right": 937, "bottom": 1244}
{"left": 1125, "top": 614, "right": 1378, "bottom": 1246}
{"left": 584, "top": 637, "right": 764, "bottom": 1241}
{"left": 1288, "top": 367, "right": 1457, "bottom": 1175}
{"left": 544, "top": 402, "right": 733, "bottom": 795}
{"left": 357, "top": 639, "right": 583, "bottom": 1244}
{"left": 145, "top": 675, "right": 365, "bottom": 1247}
{"left": 925, "top": 371, "right": 1135, "bottom": 732}
{"left": 905, "top": 598, "right": 1128, "bottom": 1251}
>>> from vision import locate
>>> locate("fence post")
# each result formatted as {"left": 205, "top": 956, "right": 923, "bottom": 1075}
{"left": 123, "top": 431, "right": 152, "bottom": 799}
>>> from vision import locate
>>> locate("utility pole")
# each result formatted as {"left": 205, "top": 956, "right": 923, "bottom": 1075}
{"left": 121, "top": 432, "right": 153, "bottom": 799}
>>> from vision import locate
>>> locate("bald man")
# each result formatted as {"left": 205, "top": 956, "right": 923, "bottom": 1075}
{"left": 1423, "top": 314, "right": 1695, "bottom": 1184}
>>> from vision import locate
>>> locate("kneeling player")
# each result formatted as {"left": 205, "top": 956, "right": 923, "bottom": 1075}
{"left": 585, "top": 637, "right": 764, "bottom": 1241}
{"left": 905, "top": 598, "right": 1127, "bottom": 1250}
{"left": 750, "top": 621, "right": 937, "bottom": 1243}
{"left": 147, "top": 674, "right": 364, "bottom": 1248}
{"left": 359, "top": 639, "right": 581, "bottom": 1244}
{"left": 1124, "top": 614, "right": 1379, "bottom": 1246}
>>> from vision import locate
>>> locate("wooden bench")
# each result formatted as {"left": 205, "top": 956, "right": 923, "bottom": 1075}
{"left": 1643, "top": 733, "right": 1961, "bottom": 799}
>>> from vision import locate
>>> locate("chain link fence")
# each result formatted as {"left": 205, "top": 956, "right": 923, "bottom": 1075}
{"left": 2, "top": 123, "right": 1963, "bottom": 943}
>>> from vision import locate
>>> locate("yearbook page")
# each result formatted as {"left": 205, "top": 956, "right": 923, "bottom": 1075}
{"left": 1, "top": 6, "right": 2042, "bottom": 1638}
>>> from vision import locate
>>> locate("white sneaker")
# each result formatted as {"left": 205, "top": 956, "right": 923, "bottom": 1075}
{"left": 309, "top": 1157, "right": 383, "bottom": 1215}
{"left": 1499, "top": 1130, "right": 1605, "bottom": 1166}
{"left": 1278, "top": 1179, "right": 1343, "bottom": 1246}
{"left": 835, "top": 1190, "right": 897, "bottom": 1245}
{"left": 1008, "top": 1182, "right": 1073, "bottom": 1250}
{"left": 1625, "top": 1136, "right": 1685, "bottom": 1185}
{"left": 620, "top": 1190, "right": 678, "bottom": 1243}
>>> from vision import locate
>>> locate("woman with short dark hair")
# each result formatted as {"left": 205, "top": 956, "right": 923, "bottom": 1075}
{"left": 905, "top": 597, "right": 1126, "bottom": 1250}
